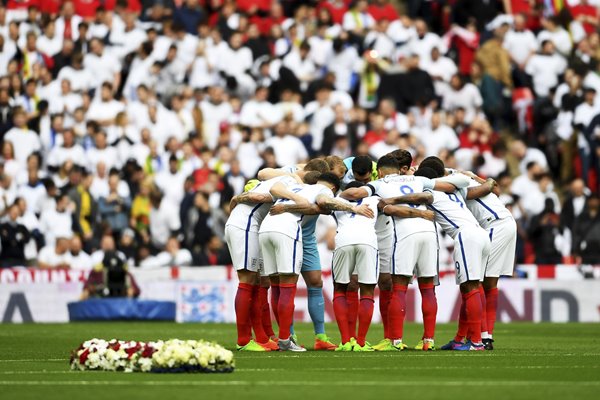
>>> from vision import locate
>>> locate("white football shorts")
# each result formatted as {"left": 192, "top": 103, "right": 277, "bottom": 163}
{"left": 259, "top": 231, "right": 303, "bottom": 276}
{"left": 485, "top": 217, "right": 517, "bottom": 277}
{"left": 224, "top": 225, "right": 262, "bottom": 273}
{"left": 453, "top": 226, "right": 491, "bottom": 285}
{"left": 332, "top": 244, "right": 378, "bottom": 285}
{"left": 391, "top": 231, "right": 438, "bottom": 278}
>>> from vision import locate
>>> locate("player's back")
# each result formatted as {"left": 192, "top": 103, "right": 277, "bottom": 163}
{"left": 333, "top": 196, "right": 378, "bottom": 249}
{"left": 371, "top": 174, "right": 436, "bottom": 239}
{"left": 428, "top": 189, "right": 480, "bottom": 239}
{"left": 259, "top": 183, "right": 333, "bottom": 239}
{"left": 459, "top": 179, "right": 512, "bottom": 229}
{"left": 226, "top": 176, "right": 295, "bottom": 232}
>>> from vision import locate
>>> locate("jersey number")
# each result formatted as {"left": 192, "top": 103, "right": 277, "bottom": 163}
{"left": 400, "top": 185, "right": 418, "bottom": 208}
{"left": 447, "top": 193, "right": 464, "bottom": 208}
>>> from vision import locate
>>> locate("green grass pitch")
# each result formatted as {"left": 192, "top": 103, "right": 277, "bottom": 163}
{"left": 0, "top": 322, "right": 599, "bottom": 400}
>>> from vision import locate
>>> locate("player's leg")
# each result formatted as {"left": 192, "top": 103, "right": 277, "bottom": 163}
{"left": 377, "top": 246, "right": 392, "bottom": 341}
{"left": 346, "top": 274, "right": 359, "bottom": 338}
{"left": 227, "top": 226, "right": 265, "bottom": 351}
{"left": 453, "top": 231, "right": 490, "bottom": 351}
{"left": 414, "top": 232, "right": 439, "bottom": 351}
{"left": 332, "top": 246, "right": 353, "bottom": 349}
{"left": 274, "top": 233, "right": 305, "bottom": 351}
{"left": 354, "top": 245, "right": 378, "bottom": 351}
{"left": 259, "top": 275, "right": 276, "bottom": 340}
{"left": 483, "top": 218, "right": 517, "bottom": 349}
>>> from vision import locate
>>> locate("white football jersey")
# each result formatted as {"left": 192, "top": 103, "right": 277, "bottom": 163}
{"left": 333, "top": 196, "right": 379, "bottom": 249}
{"left": 259, "top": 183, "right": 334, "bottom": 239}
{"left": 375, "top": 211, "right": 393, "bottom": 249}
{"left": 225, "top": 176, "right": 295, "bottom": 232}
{"left": 427, "top": 189, "right": 480, "bottom": 239}
{"left": 458, "top": 179, "right": 513, "bottom": 229}
{"left": 365, "top": 174, "right": 436, "bottom": 241}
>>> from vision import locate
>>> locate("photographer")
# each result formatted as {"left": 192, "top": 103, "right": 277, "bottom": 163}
{"left": 81, "top": 250, "right": 140, "bottom": 300}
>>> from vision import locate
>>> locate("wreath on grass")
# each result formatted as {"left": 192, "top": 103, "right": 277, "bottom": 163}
{"left": 70, "top": 338, "right": 234, "bottom": 373}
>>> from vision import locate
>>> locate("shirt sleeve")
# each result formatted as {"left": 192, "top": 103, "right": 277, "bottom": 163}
{"left": 415, "top": 176, "right": 435, "bottom": 190}
{"left": 434, "top": 173, "right": 470, "bottom": 189}
{"left": 364, "top": 180, "right": 380, "bottom": 196}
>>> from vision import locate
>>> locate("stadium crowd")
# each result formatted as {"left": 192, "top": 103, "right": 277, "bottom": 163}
{"left": 1, "top": 0, "right": 600, "bottom": 270}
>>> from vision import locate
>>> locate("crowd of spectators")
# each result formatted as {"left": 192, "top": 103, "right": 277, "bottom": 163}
{"left": 1, "top": 0, "right": 600, "bottom": 271}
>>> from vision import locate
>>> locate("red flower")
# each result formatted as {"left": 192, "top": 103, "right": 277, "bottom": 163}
{"left": 79, "top": 348, "right": 90, "bottom": 364}
{"left": 109, "top": 342, "right": 121, "bottom": 351}
{"left": 141, "top": 345, "right": 156, "bottom": 358}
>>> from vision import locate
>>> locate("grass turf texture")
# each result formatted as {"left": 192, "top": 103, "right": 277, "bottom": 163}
{"left": 0, "top": 323, "right": 598, "bottom": 400}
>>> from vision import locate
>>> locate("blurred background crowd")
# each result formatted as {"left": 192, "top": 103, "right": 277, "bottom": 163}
{"left": 1, "top": 0, "right": 600, "bottom": 272}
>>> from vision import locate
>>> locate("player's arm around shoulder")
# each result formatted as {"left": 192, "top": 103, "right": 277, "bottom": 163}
{"left": 269, "top": 182, "right": 310, "bottom": 205}
{"left": 381, "top": 204, "right": 435, "bottom": 221}
{"left": 316, "top": 194, "right": 375, "bottom": 218}
{"left": 229, "top": 192, "right": 273, "bottom": 210}
{"left": 339, "top": 186, "right": 371, "bottom": 200}
{"left": 380, "top": 192, "right": 434, "bottom": 207}
{"left": 432, "top": 173, "right": 471, "bottom": 193}
{"left": 466, "top": 178, "right": 498, "bottom": 200}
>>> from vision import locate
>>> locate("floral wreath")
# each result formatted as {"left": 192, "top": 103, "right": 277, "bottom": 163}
{"left": 70, "top": 338, "right": 234, "bottom": 373}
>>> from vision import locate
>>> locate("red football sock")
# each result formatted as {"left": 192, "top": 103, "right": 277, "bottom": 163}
{"left": 479, "top": 286, "right": 488, "bottom": 334}
{"left": 270, "top": 283, "right": 280, "bottom": 325}
{"left": 388, "top": 284, "right": 408, "bottom": 341}
{"left": 346, "top": 290, "right": 359, "bottom": 338}
{"left": 419, "top": 282, "right": 437, "bottom": 339}
{"left": 333, "top": 291, "right": 351, "bottom": 344}
{"left": 379, "top": 289, "right": 392, "bottom": 339}
{"left": 357, "top": 295, "right": 375, "bottom": 346}
{"left": 464, "top": 289, "right": 482, "bottom": 343}
{"left": 259, "top": 286, "right": 275, "bottom": 338}
{"left": 235, "top": 283, "right": 253, "bottom": 346}
{"left": 250, "top": 285, "right": 269, "bottom": 344}
{"left": 277, "top": 283, "right": 297, "bottom": 340}
{"left": 485, "top": 287, "right": 499, "bottom": 335}
{"left": 454, "top": 294, "right": 468, "bottom": 342}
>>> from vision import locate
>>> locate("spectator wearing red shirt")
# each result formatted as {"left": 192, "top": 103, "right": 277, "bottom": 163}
{"left": 368, "top": 0, "right": 399, "bottom": 22}
{"left": 317, "top": 0, "right": 349, "bottom": 25}
{"left": 74, "top": 0, "right": 100, "bottom": 20}
{"left": 504, "top": 0, "right": 543, "bottom": 31}
{"left": 458, "top": 118, "right": 498, "bottom": 153}
{"left": 39, "top": 0, "right": 61, "bottom": 16}
{"left": 362, "top": 113, "right": 387, "bottom": 146}
{"left": 103, "top": 0, "right": 142, "bottom": 14}
{"left": 568, "top": 0, "right": 599, "bottom": 35}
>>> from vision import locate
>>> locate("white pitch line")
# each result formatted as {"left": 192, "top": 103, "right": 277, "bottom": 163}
{"left": 0, "top": 380, "right": 599, "bottom": 387}
{"left": 0, "top": 365, "right": 597, "bottom": 375}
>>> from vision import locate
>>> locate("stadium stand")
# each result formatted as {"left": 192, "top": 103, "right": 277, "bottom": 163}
{"left": 0, "top": 0, "right": 599, "bottom": 272}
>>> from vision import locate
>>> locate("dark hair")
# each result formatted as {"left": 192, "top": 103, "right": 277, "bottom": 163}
{"left": 352, "top": 156, "right": 372, "bottom": 176}
{"left": 318, "top": 172, "right": 341, "bottom": 193}
{"left": 414, "top": 166, "right": 438, "bottom": 179}
{"left": 388, "top": 149, "right": 412, "bottom": 169}
{"left": 304, "top": 158, "right": 330, "bottom": 174}
{"left": 420, "top": 156, "right": 445, "bottom": 178}
{"left": 345, "top": 180, "right": 365, "bottom": 189}
{"left": 376, "top": 155, "right": 400, "bottom": 171}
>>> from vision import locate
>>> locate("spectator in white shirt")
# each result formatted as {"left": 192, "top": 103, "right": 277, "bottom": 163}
{"left": 283, "top": 41, "right": 317, "bottom": 92}
{"left": 86, "top": 82, "right": 125, "bottom": 128}
{"left": 442, "top": 74, "right": 483, "bottom": 124}
{"left": 36, "top": 19, "right": 63, "bottom": 57}
{"left": 39, "top": 193, "right": 74, "bottom": 247}
{"left": 16, "top": 168, "right": 46, "bottom": 216}
{"left": 218, "top": 31, "right": 255, "bottom": 98}
{"left": 86, "top": 130, "right": 119, "bottom": 172}
{"left": 69, "top": 235, "right": 93, "bottom": 270}
{"left": 525, "top": 40, "right": 567, "bottom": 98}
{"left": 239, "top": 86, "right": 279, "bottom": 129}
{"left": 328, "top": 38, "right": 361, "bottom": 93}
{"left": 421, "top": 46, "right": 457, "bottom": 97}
{"left": 57, "top": 53, "right": 94, "bottom": 93}
{"left": 416, "top": 111, "right": 460, "bottom": 157}
{"left": 342, "top": 0, "right": 375, "bottom": 38}
{"left": 3, "top": 108, "right": 41, "bottom": 167}
{"left": 407, "top": 19, "right": 446, "bottom": 65}
{"left": 149, "top": 190, "right": 181, "bottom": 250}
{"left": 154, "top": 155, "right": 188, "bottom": 210}
{"left": 503, "top": 13, "right": 538, "bottom": 86}
{"left": 537, "top": 16, "right": 572, "bottom": 58}
{"left": 265, "top": 121, "right": 309, "bottom": 167}
{"left": 47, "top": 129, "right": 86, "bottom": 169}
{"left": 305, "top": 84, "right": 336, "bottom": 151}
{"left": 38, "top": 236, "right": 73, "bottom": 269}
{"left": 510, "top": 140, "right": 549, "bottom": 175}
{"left": 140, "top": 236, "right": 192, "bottom": 268}
{"left": 83, "top": 38, "right": 122, "bottom": 90}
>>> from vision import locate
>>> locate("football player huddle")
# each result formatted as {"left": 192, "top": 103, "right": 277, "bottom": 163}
{"left": 225, "top": 151, "right": 516, "bottom": 352}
